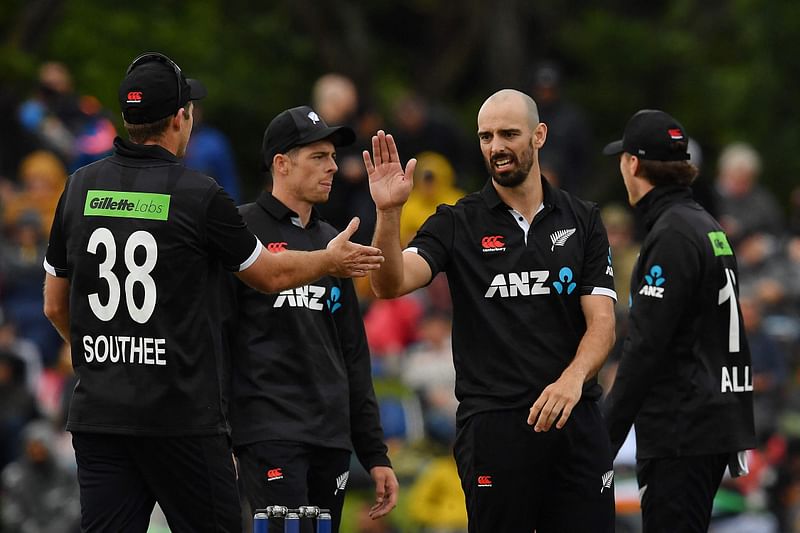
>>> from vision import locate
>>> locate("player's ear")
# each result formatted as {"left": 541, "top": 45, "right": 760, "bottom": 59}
{"left": 273, "top": 153, "right": 290, "bottom": 175}
{"left": 533, "top": 122, "right": 547, "bottom": 149}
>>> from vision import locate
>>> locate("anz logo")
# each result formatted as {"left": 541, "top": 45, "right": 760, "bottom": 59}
{"left": 552, "top": 267, "right": 577, "bottom": 295}
{"left": 326, "top": 286, "right": 343, "bottom": 313}
{"left": 274, "top": 285, "right": 328, "bottom": 311}
{"left": 484, "top": 267, "right": 576, "bottom": 298}
{"left": 638, "top": 265, "right": 666, "bottom": 299}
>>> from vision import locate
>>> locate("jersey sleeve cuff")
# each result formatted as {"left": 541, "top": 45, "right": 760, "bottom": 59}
{"left": 403, "top": 246, "right": 439, "bottom": 283}
{"left": 588, "top": 286, "right": 617, "bottom": 301}
{"left": 43, "top": 258, "right": 69, "bottom": 277}
{"left": 238, "top": 239, "right": 263, "bottom": 272}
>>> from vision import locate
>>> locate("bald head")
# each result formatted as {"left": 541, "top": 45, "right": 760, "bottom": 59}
{"left": 479, "top": 89, "right": 540, "bottom": 130}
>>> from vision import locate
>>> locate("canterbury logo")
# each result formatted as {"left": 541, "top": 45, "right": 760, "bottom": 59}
{"left": 477, "top": 475, "right": 492, "bottom": 487}
{"left": 481, "top": 235, "right": 505, "bottom": 253}
{"left": 126, "top": 91, "right": 142, "bottom": 103}
{"left": 266, "top": 468, "right": 283, "bottom": 481}
{"left": 550, "top": 228, "right": 576, "bottom": 251}
{"left": 267, "top": 242, "right": 288, "bottom": 253}
{"left": 600, "top": 470, "right": 614, "bottom": 493}
{"left": 334, "top": 471, "right": 349, "bottom": 495}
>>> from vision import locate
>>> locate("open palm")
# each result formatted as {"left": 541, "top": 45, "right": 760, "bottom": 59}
{"left": 362, "top": 130, "right": 416, "bottom": 210}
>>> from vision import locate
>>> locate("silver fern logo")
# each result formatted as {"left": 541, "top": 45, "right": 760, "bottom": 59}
{"left": 550, "top": 228, "right": 576, "bottom": 251}
{"left": 334, "top": 471, "right": 349, "bottom": 495}
{"left": 600, "top": 470, "right": 614, "bottom": 493}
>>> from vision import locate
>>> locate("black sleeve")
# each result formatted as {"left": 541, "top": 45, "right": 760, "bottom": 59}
{"left": 580, "top": 205, "right": 616, "bottom": 300}
{"left": 44, "top": 190, "right": 69, "bottom": 277}
{"left": 335, "top": 278, "right": 391, "bottom": 471}
{"left": 205, "top": 188, "right": 260, "bottom": 272}
{"left": 602, "top": 229, "right": 701, "bottom": 455}
{"left": 406, "top": 205, "right": 455, "bottom": 278}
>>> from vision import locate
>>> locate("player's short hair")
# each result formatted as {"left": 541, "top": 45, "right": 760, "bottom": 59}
{"left": 124, "top": 105, "right": 191, "bottom": 144}
{"left": 638, "top": 158, "right": 699, "bottom": 187}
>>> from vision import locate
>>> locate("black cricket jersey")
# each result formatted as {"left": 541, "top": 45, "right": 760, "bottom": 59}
{"left": 407, "top": 177, "right": 616, "bottom": 425}
{"left": 603, "top": 186, "right": 756, "bottom": 458}
{"left": 230, "top": 192, "right": 390, "bottom": 471}
{"left": 44, "top": 137, "right": 260, "bottom": 436}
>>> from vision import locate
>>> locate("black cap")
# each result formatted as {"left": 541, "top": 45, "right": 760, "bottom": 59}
{"left": 119, "top": 52, "right": 207, "bottom": 125}
{"left": 603, "top": 109, "right": 690, "bottom": 161}
{"left": 262, "top": 106, "right": 356, "bottom": 170}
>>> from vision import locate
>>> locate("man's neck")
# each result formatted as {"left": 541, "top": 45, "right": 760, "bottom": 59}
{"left": 493, "top": 171, "right": 544, "bottom": 222}
{"left": 271, "top": 188, "right": 313, "bottom": 227}
{"left": 143, "top": 137, "right": 179, "bottom": 157}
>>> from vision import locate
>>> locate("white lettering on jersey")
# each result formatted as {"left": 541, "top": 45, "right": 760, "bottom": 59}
{"left": 638, "top": 285, "right": 665, "bottom": 298}
{"left": 721, "top": 366, "right": 753, "bottom": 393}
{"left": 484, "top": 271, "right": 550, "bottom": 298}
{"left": 82, "top": 335, "right": 167, "bottom": 366}
{"left": 274, "top": 285, "right": 326, "bottom": 310}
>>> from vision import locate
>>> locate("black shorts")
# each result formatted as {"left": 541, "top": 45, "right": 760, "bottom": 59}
{"left": 236, "top": 440, "right": 351, "bottom": 533}
{"left": 453, "top": 402, "right": 615, "bottom": 532}
{"left": 636, "top": 453, "right": 728, "bottom": 533}
{"left": 72, "top": 432, "right": 241, "bottom": 533}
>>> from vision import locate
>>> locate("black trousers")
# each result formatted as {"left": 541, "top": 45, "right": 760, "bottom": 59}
{"left": 72, "top": 432, "right": 241, "bottom": 533}
{"left": 637, "top": 453, "right": 729, "bottom": 533}
{"left": 453, "top": 402, "right": 615, "bottom": 532}
{"left": 236, "top": 440, "right": 352, "bottom": 533}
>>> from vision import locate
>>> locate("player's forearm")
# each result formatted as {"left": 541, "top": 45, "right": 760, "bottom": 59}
{"left": 46, "top": 309, "right": 71, "bottom": 343}
{"left": 43, "top": 275, "right": 71, "bottom": 342}
{"left": 564, "top": 311, "right": 615, "bottom": 383}
{"left": 370, "top": 207, "right": 405, "bottom": 298}
{"left": 241, "top": 248, "right": 333, "bottom": 293}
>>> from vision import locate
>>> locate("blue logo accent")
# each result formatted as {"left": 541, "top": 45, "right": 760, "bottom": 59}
{"left": 644, "top": 265, "right": 665, "bottom": 287}
{"left": 607, "top": 247, "right": 612, "bottom": 266}
{"left": 552, "top": 266, "right": 577, "bottom": 295}
{"left": 326, "top": 286, "right": 342, "bottom": 313}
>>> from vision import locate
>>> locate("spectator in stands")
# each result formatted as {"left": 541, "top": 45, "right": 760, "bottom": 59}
{"left": 0, "top": 350, "right": 39, "bottom": 470}
{"left": 18, "top": 62, "right": 115, "bottom": 172}
{"left": 363, "top": 295, "right": 423, "bottom": 371}
{"left": 715, "top": 142, "right": 784, "bottom": 244}
{"left": 401, "top": 310, "right": 458, "bottom": 446}
{"left": 390, "top": 92, "right": 476, "bottom": 190}
{"left": 184, "top": 103, "right": 242, "bottom": 203}
{"left": 0, "top": 307, "right": 42, "bottom": 398}
{"left": 1, "top": 419, "right": 80, "bottom": 533}
{"left": 2, "top": 150, "right": 67, "bottom": 237}
{"left": 600, "top": 203, "right": 639, "bottom": 313}
{"left": 528, "top": 61, "right": 592, "bottom": 195}
{"left": 741, "top": 296, "right": 788, "bottom": 441}
{"left": 399, "top": 151, "right": 465, "bottom": 246}
{"left": 0, "top": 209, "right": 62, "bottom": 364}
{"left": 312, "top": 73, "right": 378, "bottom": 245}
{"left": 406, "top": 455, "right": 468, "bottom": 532}
{"left": 18, "top": 62, "right": 82, "bottom": 164}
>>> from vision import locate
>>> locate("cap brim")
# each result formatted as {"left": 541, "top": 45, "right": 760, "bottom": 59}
{"left": 300, "top": 125, "right": 356, "bottom": 148}
{"left": 602, "top": 140, "right": 624, "bottom": 156}
{"left": 187, "top": 78, "right": 207, "bottom": 101}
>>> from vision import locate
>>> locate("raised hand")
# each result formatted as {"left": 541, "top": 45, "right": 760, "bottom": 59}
{"left": 363, "top": 130, "right": 417, "bottom": 210}
{"left": 326, "top": 217, "right": 384, "bottom": 277}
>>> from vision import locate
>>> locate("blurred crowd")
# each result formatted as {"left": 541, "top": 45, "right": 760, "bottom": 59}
{"left": 1, "top": 60, "right": 799, "bottom": 533}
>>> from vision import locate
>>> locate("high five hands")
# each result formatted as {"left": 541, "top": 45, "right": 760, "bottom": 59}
{"left": 362, "top": 130, "right": 417, "bottom": 211}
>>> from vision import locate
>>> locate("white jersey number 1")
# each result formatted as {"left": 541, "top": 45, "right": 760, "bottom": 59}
{"left": 717, "top": 268, "right": 740, "bottom": 353}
